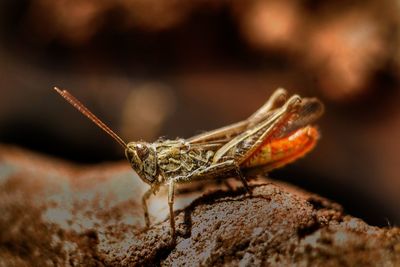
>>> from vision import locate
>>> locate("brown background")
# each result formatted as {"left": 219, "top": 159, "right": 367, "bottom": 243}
{"left": 0, "top": 0, "right": 399, "bottom": 227}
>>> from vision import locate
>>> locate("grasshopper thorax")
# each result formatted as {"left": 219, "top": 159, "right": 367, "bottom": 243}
{"left": 125, "top": 142, "right": 158, "bottom": 185}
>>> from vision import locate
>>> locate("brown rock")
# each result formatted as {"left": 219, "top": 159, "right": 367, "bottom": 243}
{"left": 0, "top": 145, "right": 399, "bottom": 266}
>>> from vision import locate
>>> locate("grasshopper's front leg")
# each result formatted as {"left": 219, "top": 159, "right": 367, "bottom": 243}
{"left": 142, "top": 188, "right": 153, "bottom": 227}
{"left": 141, "top": 184, "right": 160, "bottom": 228}
{"left": 142, "top": 182, "right": 177, "bottom": 241}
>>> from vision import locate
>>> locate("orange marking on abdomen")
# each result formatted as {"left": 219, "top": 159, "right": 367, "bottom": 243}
{"left": 242, "top": 126, "right": 319, "bottom": 170}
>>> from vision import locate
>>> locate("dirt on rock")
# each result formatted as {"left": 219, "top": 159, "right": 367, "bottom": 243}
{"left": 0, "top": 145, "right": 399, "bottom": 266}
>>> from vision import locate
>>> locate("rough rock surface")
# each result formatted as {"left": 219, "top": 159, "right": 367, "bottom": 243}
{"left": 0, "top": 145, "right": 399, "bottom": 266}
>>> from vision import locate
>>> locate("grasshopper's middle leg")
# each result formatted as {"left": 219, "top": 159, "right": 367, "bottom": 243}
{"left": 166, "top": 161, "right": 251, "bottom": 239}
{"left": 168, "top": 180, "right": 176, "bottom": 240}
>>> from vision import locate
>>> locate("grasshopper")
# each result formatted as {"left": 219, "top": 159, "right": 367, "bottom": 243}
{"left": 54, "top": 87, "right": 323, "bottom": 240}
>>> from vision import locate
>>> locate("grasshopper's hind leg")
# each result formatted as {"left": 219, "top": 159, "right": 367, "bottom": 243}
{"left": 233, "top": 164, "right": 252, "bottom": 195}
{"left": 187, "top": 89, "right": 288, "bottom": 144}
{"left": 247, "top": 88, "right": 288, "bottom": 126}
{"left": 175, "top": 160, "right": 252, "bottom": 195}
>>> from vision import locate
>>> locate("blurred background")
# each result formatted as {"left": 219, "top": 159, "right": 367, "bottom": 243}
{"left": 0, "top": 0, "right": 399, "bottom": 226}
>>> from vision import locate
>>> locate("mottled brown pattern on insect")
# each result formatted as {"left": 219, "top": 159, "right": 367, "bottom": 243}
{"left": 54, "top": 87, "right": 324, "bottom": 243}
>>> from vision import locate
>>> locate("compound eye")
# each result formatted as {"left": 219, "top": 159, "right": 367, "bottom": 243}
{"left": 136, "top": 144, "right": 149, "bottom": 159}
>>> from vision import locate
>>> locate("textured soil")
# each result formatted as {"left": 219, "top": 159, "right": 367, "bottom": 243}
{"left": 0, "top": 145, "right": 399, "bottom": 266}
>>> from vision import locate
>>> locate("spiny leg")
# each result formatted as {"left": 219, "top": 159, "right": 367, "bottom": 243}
{"left": 239, "top": 177, "right": 251, "bottom": 194}
{"left": 168, "top": 180, "right": 176, "bottom": 241}
{"left": 142, "top": 188, "right": 153, "bottom": 227}
{"left": 233, "top": 164, "right": 252, "bottom": 195}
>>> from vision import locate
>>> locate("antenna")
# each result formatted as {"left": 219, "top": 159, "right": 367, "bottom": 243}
{"left": 54, "top": 87, "right": 128, "bottom": 149}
